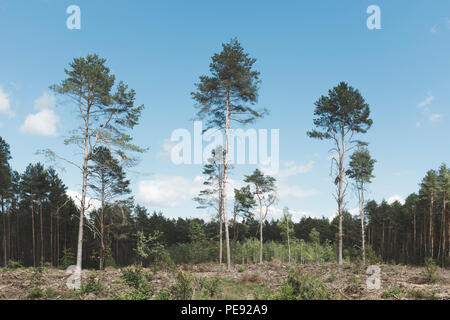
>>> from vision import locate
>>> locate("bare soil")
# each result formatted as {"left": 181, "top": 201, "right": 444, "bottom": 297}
{"left": 0, "top": 262, "right": 448, "bottom": 300}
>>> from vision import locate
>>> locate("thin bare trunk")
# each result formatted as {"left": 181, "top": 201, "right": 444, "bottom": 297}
{"left": 50, "top": 210, "right": 53, "bottom": 266}
{"left": 287, "top": 217, "right": 291, "bottom": 264}
{"left": 2, "top": 197, "right": 7, "bottom": 267}
{"left": 359, "top": 184, "right": 366, "bottom": 265}
{"left": 259, "top": 198, "right": 263, "bottom": 264}
{"left": 337, "top": 125, "right": 346, "bottom": 265}
{"left": 99, "top": 171, "right": 105, "bottom": 270}
{"left": 76, "top": 112, "right": 90, "bottom": 270}
{"left": 430, "top": 194, "right": 434, "bottom": 257}
{"left": 40, "top": 200, "right": 44, "bottom": 264}
{"left": 31, "top": 201, "right": 36, "bottom": 267}
{"left": 222, "top": 88, "right": 231, "bottom": 271}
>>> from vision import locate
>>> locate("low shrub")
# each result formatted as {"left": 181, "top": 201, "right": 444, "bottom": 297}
{"left": 81, "top": 273, "right": 102, "bottom": 295}
{"left": 423, "top": 258, "right": 439, "bottom": 283}
{"left": 381, "top": 286, "right": 404, "bottom": 299}
{"left": 274, "top": 271, "right": 335, "bottom": 300}
{"left": 199, "top": 275, "right": 222, "bottom": 298}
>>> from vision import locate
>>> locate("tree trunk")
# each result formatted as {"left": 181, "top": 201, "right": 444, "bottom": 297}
{"left": 218, "top": 163, "right": 223, "bottom": 265}
{"left": 429, "top": 193, "right": 434, "bottom": 258}
{"left": 337, "top": 125, "right": 346, "bottom": 265}
{"left": 219, "top": 208, "right": 223, "bottom": 265}
{"left": 441, "top": 193, "right": 446, "bottom": 263}
{"left": 76, "top": 141, "right": 89, "bottom": 270}
{"left": 31, "top": 201, "right": 36, "bottom": 267}
{"left": 2, "top": 197, "right": 7, "bottom": 267}
{"left": 287, "top": 217, "right": 291, "bottom": 264}
{"left": 56, "top": 209, "right": 60, "bottom": 267}
{"left": 259, "top": 199, "right": 263, "bottom": 264}
{"left": 40, "top": 200, "right": 44, "bottom": 264}
{"left": 222, "top": 88, "right": 232, "bottom": 271}
{"left": 359, "top": 185, "right": 366, "bottom": 265}
{"left": 99, "top": 171, "right": 105, "bottom": 270}
{"left": 413, "top": 209, "right": 417, "bottom": 261}
{"left": 50, "top": 210, "right": 53, "bottom": 266}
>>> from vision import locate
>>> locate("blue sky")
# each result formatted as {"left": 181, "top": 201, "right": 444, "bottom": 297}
{"left": 0, "top": 0, "right": 449, "bottom": 221}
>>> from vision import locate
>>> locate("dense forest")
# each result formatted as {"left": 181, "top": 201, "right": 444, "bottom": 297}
{"left": 0, "top": 135, "right": 448, "bottom": 269}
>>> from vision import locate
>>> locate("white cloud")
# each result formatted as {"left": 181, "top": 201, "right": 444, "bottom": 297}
{"left": 0, "top": 86, "right": 14, "bottom": 117}
{"left": 429, "top": 113, "right": 442, "bottom": 121}
{"left": 278, "top": 185, "right": 318, "bottom": 200}
{"left": 66, "top": 190, "right": 101, "bottom": 212}
{"left": 430, "top": 25, "right": 437, "bottom": 33}
{"left": 387, "top": 194, "right": 405, "bottom": 205}
{"left": 20, "top": 109, "right": 60, "bottom": 136}
{"left": 393, "top": 170, "right": 415, "bottom": 177}
{"left": 34, "top": 91, "right": 56, "bottom": 110}
{"left": 136, "top": 175, "right": 204, "bottom": 208}
{"left": 276, "top": 160, "right": 314, "bottom": 180}
{"left": 156, "top": 139, "right": 176, "bottom": 160}
{"left": 417, "top": 94, "right": 434, "bottom": 108}
{"left": 349, "top": 207, "right": 360, "bottom": 216}
{"left": 257, "top": 159, "right": 317, "bottom": 201}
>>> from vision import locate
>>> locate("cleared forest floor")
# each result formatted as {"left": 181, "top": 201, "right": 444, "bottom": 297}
{"left": 0, "top": 261, "right": 449, "bottom": 300}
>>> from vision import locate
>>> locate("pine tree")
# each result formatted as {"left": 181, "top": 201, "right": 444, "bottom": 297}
{"left": 0, "top": 137, "right": 12, "bottom": 267}
{"left": 20, "top": 163, "right": 48, "bottom": 266}
{"left": 307, "top": 82, "right": 373, "bottom": 264}
{"left": 88, "top": 146, "right": 130, "bottom": 269}
{"left": 346, "top": 147, "right": 376, "bottom": 264}
{"left": 49, "top": 54, "right": 145, "bottom": 271}
{"left": 420, "top": 170, "right": 439, "bottom": 257}
{"left": 436, "top": 164, "right": 449, "bottom": 263}
{"left": 192, "top": 39, "right": 266, "bottom": 271}
{"left": 244, "top": 169, "right": 277, "bottom": 264}
{"left": 232, "top": 185, "right": 256, "bottom": 242}
{"left": 193, "top": 146, "right": 225, "bottom": 263}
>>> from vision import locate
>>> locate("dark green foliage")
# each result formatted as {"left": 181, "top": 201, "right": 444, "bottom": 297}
{"left": 275, "top": 271, "right": 335, "bottom": 300}
{"left": 114, "top": 265, "right": 154, "bottom": 300}
{"left": 169, "top": 270, "right": 194, "bottom": 300}
{"left": 199, "top": 275, "right": 222, "bottom": 298}
{"left": 192, "top": 38, "right": 266, "bottom": 130}
{"left": 307, "top": 82, "right": 372, "bottom": 140}
{"left": 59, "top": 248, "right": 76, "bottom": 269}
{"left": 381, "top": 286, "right": 404, "bottom": 299}
{"left": 155, "top": 270, "right": 194, "bottom": 300}
{"left": 120, "top": 265, "right": 147, "bottom": 289}
{"left": 346, "top": 148, "right": 376, "bottom": 184}
{"left": 423, "top": 258, "right": 439, "bottom": 283}
{"left": 26, "top": 287, "right": 44, "bottom": 300}
{"left": 81, "top": 273, "right": 103, "bottom": 295}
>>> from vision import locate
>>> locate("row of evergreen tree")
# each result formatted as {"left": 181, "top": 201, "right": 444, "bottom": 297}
{"left": 366, "top": 164, "right": 449, "bottom": 266}
{"left": 1, "top": 135, "right": 448, "bottom": 267}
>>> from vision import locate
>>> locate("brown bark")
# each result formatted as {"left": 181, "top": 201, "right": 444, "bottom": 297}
{"left": 222, "top": 87, "right": 232, "bottom": 271}
{"left": 99, "top": 171, "right": 105, "bottom": 270}
{"left": 2, "top": 197, "right": 7, "bottom": 267}
{"left": 40, "top": 200, "right": 44, "bottom": 263}
{"left": 31, "top": 201, "right": 36, "bottom": 267}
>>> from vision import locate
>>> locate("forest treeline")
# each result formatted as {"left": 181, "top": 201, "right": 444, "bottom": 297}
{"left": 0, "top": 135, "right": 448, "bottom": 268}
{"left": 0, "top": 40, "right": 448, "bottom": 271}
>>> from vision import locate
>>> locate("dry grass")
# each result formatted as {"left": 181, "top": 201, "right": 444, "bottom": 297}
{"left": 0, "top": 262, "right": 448, "bottom": 300}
